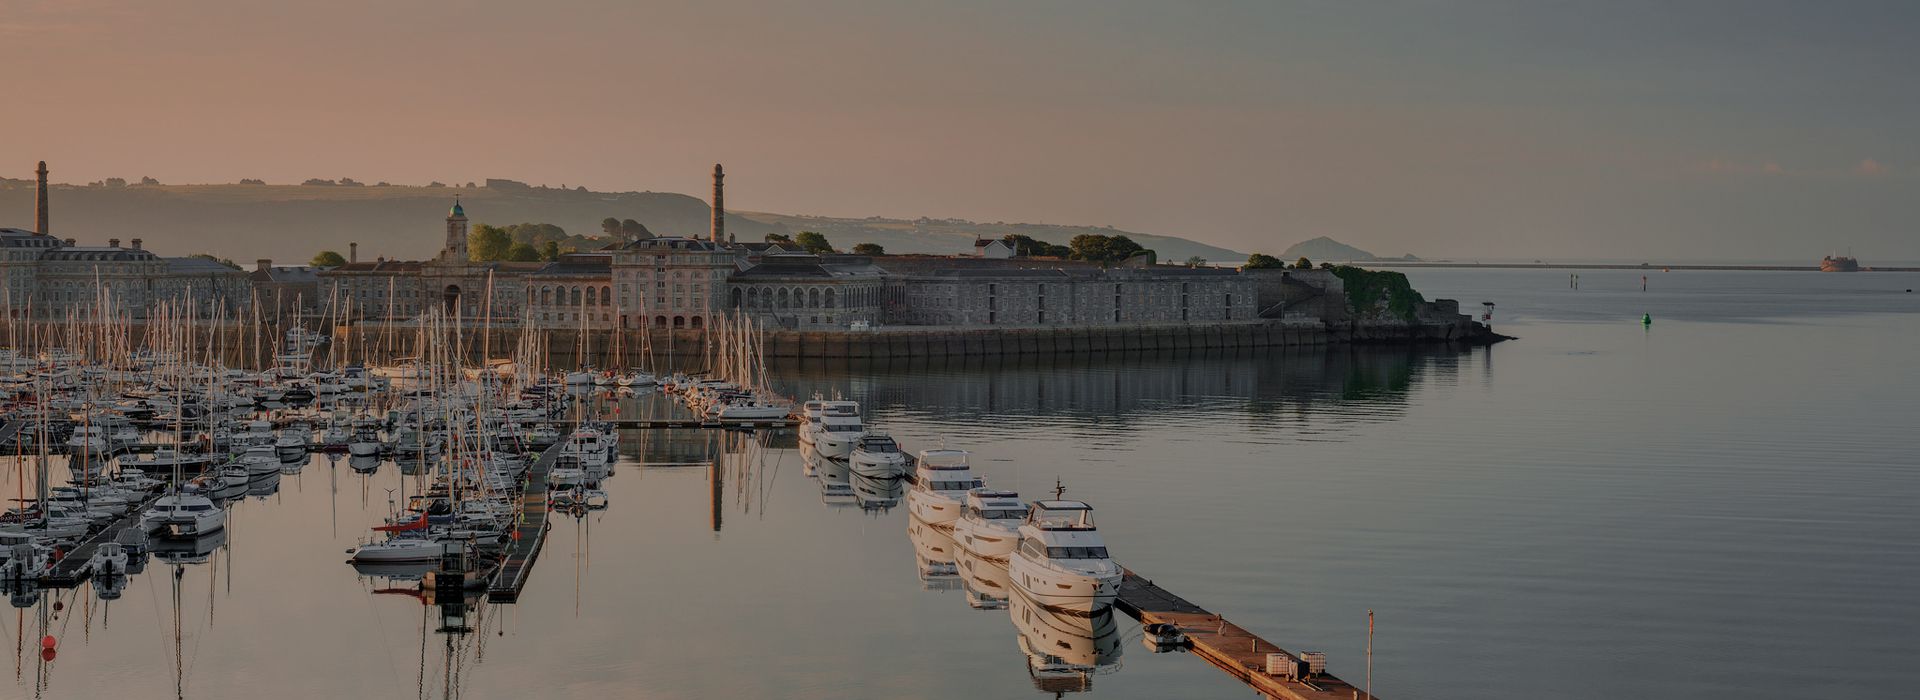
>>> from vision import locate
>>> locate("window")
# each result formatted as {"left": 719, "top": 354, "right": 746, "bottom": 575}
{"left": 808, "top": 288, "right": 820, "bottom": 308}
{"left": 824, "top": 288, "right": 835, "bottom": 308}
{"left": 601, "top": 287, "right": 611, "bottom": 305}
{"left": 1045, "top": 546, "right": 1110, "bottom": 560}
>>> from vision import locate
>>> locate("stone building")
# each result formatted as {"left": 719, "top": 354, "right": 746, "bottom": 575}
{"left": 1, "top": 163, "right": 251, "bottom": 320}
{"left": 318, "top": 201, "right": 542, "bottom": 322}
{"left": 249, "top": 261, "right": 324, "bottom": 320}
{"left": 729, "top": 253, "right": 886, "bottom": 330}
{"left": 610, "top": 236, "right": 733, "bottom": 330}
{"left": 526, "top": 253, "right": 614, "bottom": 329}
{"left": 884, "top": 264, "right": 1256, "bottom": 327}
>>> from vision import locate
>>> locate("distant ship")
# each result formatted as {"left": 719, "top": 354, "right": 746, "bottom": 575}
{"left": 1820, "top": 255, "right": 1861, "bottom": 272}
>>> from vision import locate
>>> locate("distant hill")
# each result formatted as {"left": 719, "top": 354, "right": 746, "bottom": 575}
{"left": 737, "top": 212, "right": 1247, "bottom": 263}
{"left": 1281, "top": 236, "right": 1418, "bottom": 263}
{"left": 0, "top": 178, "right": 1247, "bottom": 265}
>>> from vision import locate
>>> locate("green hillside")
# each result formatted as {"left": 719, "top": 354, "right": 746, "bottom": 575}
{"left": 0, "top": 178, "right": 1243, "bottom": 264}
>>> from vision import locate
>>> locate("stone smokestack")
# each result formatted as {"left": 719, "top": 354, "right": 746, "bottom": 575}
{"left": 108, "top": 238, "right": 120, "bottom": 248}
{"left": 710, "top": 163, "right": 724, "bottom": 243}
{"left": 35, "top": 161, "right": 49, "bottom": 235}
{"left": 130, "top": 238, "right": 142, "bottom": 250}
{"left": 349, "top": 242, "right": 358, "bottom": 264}
{"left": 256, "top": 259, "right": 272, "bottom": 273}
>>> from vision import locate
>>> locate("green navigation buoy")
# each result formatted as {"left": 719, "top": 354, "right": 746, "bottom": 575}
{"left": 1642, "top": 313, "right": 1653, "bottom": 325}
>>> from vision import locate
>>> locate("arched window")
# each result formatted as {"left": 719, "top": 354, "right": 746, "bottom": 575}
{"left": 601, "top": 286, "right": 611, "bottom": 305}
{"left": 673, "top": 315, "right": 686, "bottom": 328}
{"left": 690, "top": 316, "right": 704, "bottom": 328}
{"left": 824, "top": 288, "right": 835, "bottom": 308}
{"left": 731, "top": 288, "right": 743, "bottom": 308}
{"left": 655, "top": 315, "right": 668, "bottom": 327}
{"left": 759, "top": 287, "right": 772, "bottom": 308}
{"left": 808, "top": 288, "right": 820, "bottom": 308}
{"left": 776, "top": 288, "right": 788, "bottom": 309}
{"left": 571, "top": 286, "right": 582, "bottom": 306}
{"left": 586, "top": 286, "right": 596, "bottom": 305}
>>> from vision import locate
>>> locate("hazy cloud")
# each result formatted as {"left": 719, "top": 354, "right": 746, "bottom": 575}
{"left": 1854, "top": 159, "right": 1890, "bottom": 176}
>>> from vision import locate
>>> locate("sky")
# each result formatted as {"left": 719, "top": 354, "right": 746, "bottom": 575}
{"left": 2, "top": 0, "right": 1915, "bottom": 261}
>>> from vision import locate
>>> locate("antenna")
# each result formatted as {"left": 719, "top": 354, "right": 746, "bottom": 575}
{"left": 1053, "top": 478, "right": 1065, "bottom": 500}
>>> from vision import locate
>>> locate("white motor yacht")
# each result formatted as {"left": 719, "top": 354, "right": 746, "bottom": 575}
{"left": 65, "top": 425, "right": 110, "bottom": 457}
{"left": 1008, "top": 500, "right": 1122, "bottom": 615}
{"left": 849, "top": 434, "right": 907, "bottom": 479}
{"left": 905, "top": 448, "right": 981, "bottom": 529}
{"left": 350, "top": 536, "right": 443, "bottom": 563}
{"left": 801, "top": 401, "right": 864, "bottom": 459}
{"left": 953, "top": 489, "right": 1029, "bottom": 562}
{"left": 558, "top": 430, "right": 609, "bottom": 468}
{"left": 141, "top": 494, "right": 226, "bottom": 537}
{"left": 239, "top": 445, "right": 281, "bottom": 475}
{"left": 88, "top": 541, "right": 131, "bottom": 577}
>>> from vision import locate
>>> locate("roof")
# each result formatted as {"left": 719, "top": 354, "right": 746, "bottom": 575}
{"left": 40, "top": 247, "right": 159, "bottom": 262}
{"left": 165, "top": 257, "right": 247, "bottom": 275}
{"left": 619, "top": 236, "right": 724, "bottom": 252}
{"left": 532, "top": 253, "right": 612, "bottom": 277}
{"left": 449, "top": 200, "right": 465, "bottom": 218}
{"left": 732, "top": 253, "right": 885, "bottom": 280}
{"left": 326, "top": 260, "right": 426, "bottom": 273}
{"left": 250, "top": 266, "right": 322, "bottom": 283}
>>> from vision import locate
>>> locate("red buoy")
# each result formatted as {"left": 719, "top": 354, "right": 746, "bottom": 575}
{"left": 40, "top": 635, "right": 55, "bottom": 649}
{"left": 40, "top": 648, "right": 55, "bottom": 662}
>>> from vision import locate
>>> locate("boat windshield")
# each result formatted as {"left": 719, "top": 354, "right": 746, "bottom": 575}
{"left": 1046, "top": 546, "right": 1110, "bottom": 560}
{"left": 970, "top": 507, "right": 1027, "bottom": 520}
{"left": 928, "top": 480, "right": 979, "bottom": 491}
{"left": 861, "top": 439, "right": 898, "bottom": 453}
{"left": 827, "top": 423, "right": 864, "bottom": 433}
{"left": 1031, "top": 507, "right": 1095, "bottom": 530}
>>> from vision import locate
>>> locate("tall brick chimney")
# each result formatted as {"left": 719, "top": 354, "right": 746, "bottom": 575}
{"left": 130, "top": 238, "right": 142, "bottom": 250}
{"left": 35, "top": 161, "right": 49, "bottom": 235}
{"left": 710, "top": 163, "right": 724, "bottom": 243}
{"left": 108, "top": 238, "right": 120, "bottom": 248}
{"left": 256, "top": 259, "right": 272, "bottom": 273}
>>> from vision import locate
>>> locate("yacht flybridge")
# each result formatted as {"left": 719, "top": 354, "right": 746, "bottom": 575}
{"left": 906, "top": 449, "right": 982, "bottom": 529}
{"left": 1008, "top": 500, "right": 1122, "bottom": 615}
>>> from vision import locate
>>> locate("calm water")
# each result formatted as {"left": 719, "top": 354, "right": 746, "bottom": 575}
{"left": 5, "top": 268, "right": 1917, "bottom": 699}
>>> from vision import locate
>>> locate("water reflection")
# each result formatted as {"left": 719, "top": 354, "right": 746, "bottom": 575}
{"left": 907, "top": 515, "right": 961, "bottom": 591}
{"left": 772, "top": 347, "right": 1460, "bottom": 445}
{"left": 1010, "top": 589, "right": 1124, "bottom": 694}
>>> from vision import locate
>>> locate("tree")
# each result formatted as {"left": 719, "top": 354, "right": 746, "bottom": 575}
{"left": 468, "top": 223, "right": 513, "bottom": 261}
{"left": 765, "top": 233, "right": 793, "bottom": 243}
{"left": 506, "top": 242, "right": 542, "bottom": 262}
{"left": 310, "top": 251, "right": 346, "bottom": 267}
{"left": 541, "top": 241, "right": 562, "bottom": 261}
{"left": 851, "top": 243, "right": 886, "bottom": 256}
{"left": 1295, "top": 257, "right": 1313, "bottom": 269}
{"left": 1044, "top": 244, "right": 1071, "bottom": 258}
{"left": 1244, "top": 253, "right": 1284, "bottom": 269}
{"left": 1184, "top": 256, "right": 1207, "bottom": 268}
{"left": 1067, "top": 234, "right": 1145, "bottom": 264}
{"left": 601, "top": 217, "right": 621, "bottom": 237}
{"left": 620, "top": 219, "right": 652, "bottom": 240}
{"left": 795, "top": 231, "right": 834, "bottom": 254}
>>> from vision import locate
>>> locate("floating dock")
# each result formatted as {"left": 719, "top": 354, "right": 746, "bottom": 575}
{"left": 42, "top": 494, "right": 162, "bottom": 586}
{"left": 1115, "top": 570, "right": 1375, "bottom": 700}
{"left": 487, "top": 441, "right": 563, "bottom": 602}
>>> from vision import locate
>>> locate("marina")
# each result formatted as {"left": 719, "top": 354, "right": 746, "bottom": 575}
{"left": 0, "top": 270, "right": 1911, "bottom": 699}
